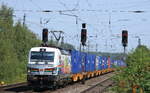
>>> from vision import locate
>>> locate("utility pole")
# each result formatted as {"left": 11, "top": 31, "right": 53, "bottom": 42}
{"left": 109, "top": 12, "right": 112, "bottom": 34}
{"left": 88, "top": 35, "right": 97, "bottom": 52}
{"left": 134, "top": 36, "right": 141, "bottom": 47}
{"left": 95, "top": 35, "right": 98, "bottom": 52}
{"left": 105, "top": 39, "right": 108, "bottom": 51}
{"left": 96, "top": 43, "right": 98, "bottom": 52}
{"left": 138, "top": 38, "right": 141, "bottom": 46}
{"left": 23, "top": 13, "right": 26, "bottom": 26}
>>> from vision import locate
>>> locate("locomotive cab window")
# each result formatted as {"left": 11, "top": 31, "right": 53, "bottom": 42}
{"left": 30, "top": 51, "right": 55, "bottom": 62}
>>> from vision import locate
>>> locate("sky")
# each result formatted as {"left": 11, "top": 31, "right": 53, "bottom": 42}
{"left": 0, "top": 0, "right": 150, "bottom": 53}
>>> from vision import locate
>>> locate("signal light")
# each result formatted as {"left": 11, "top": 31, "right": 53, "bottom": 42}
{"left": 42, "top": 28, "right": 48, "bottom": 43}
{"left": 81, "top": 23, "right": 87, "bottom": 46}
{"left": 81, "top": 29, "right": 87, "bottom": 46}
{"left": 122, "top": 30, "right": 128, "bottom": 47}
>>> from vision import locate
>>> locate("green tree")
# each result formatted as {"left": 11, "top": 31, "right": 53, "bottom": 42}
{"left": 0, "top": 5, "right": 41, "bottom": 84}
{"left": 112, "top": 45, "right": 150, "bottom": 93}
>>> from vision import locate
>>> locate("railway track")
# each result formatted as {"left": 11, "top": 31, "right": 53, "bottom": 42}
{"left": 0, "top": 72, "right": 115, "bottom": 93}
{"left": 43, "top": 72, "right": 115, "bottom": 93}
{"left": 80, "top": 77, "right": 115, "bottom": 93}
{"left": 0, "top": 82, "right": 29, "bottom": 93}
{"left": 0, "top": 82, "right": 27, "bottom": 89}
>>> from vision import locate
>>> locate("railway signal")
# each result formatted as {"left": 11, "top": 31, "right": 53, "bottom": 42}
{"left": 122, "top": 30, "right": 128, "bottom": 60}
{"left": 122, "top": 30, "right": 128, "bottom": 47}
{"left": 42, "top": 28, "right": 48, "bottom": 43}
{"left": 81, "top": 23, "right": 87, "bottom": 46}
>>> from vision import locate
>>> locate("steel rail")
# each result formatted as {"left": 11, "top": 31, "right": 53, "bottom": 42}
{"left": 80, "top": 74, "right": 115, "bottom": 93}
{"left": 0, "top": 82, "right": 27, "bottom": 90}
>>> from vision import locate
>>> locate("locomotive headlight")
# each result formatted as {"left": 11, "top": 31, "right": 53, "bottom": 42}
{"left": 27, "top": 69, "right": 31, "bottom": 73}
{"left": 27, "top": 67, "right": 31, "bottom": 73}
{"left": 52, "top": 68, "right": 57, "bottom": 74}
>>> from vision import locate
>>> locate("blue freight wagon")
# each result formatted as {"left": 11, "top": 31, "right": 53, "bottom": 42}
{"left": 71, "top": 50, "right": 82, "bottom": 74}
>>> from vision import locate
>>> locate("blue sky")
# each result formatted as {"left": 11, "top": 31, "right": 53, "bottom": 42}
{"left": 1, "top": 0, "right": 150, "bottom": 53}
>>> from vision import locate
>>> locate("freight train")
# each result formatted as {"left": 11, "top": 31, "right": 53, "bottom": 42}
{"left": 27, "top": 46, "right": 126, "bottom": 89}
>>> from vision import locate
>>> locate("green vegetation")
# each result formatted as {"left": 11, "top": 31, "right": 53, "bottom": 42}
{"left": 112, "top": 45, "right": 150, "bottom": 93}
{"left": 0, "top": 5, "right": 41, "bottom": 84}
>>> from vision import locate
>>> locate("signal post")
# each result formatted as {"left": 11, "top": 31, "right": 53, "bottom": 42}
{"left": 80, "top": 23, "right": 87, "bottom": 84}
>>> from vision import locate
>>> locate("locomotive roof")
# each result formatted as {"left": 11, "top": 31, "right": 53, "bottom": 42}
{"left": 30, "top": 47, "right": 60, "bottom": 51}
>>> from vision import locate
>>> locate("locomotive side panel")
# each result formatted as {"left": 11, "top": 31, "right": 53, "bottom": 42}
{"left": 60, "top": 55, "right": 71, "bottom": 74}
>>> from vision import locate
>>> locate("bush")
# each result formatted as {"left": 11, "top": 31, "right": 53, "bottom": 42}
{"left": 112, "top": 45, "right": 150, "bottom": 93}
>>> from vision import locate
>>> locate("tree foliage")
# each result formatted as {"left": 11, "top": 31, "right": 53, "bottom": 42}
{"left": 0, "top": 5, "right": 40, "bottom": 84}
{"left": 112, "top": 45, "right": 150, "bottom": 93}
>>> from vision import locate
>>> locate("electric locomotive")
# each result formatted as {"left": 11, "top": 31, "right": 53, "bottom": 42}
{"left": 27, "top": 46, "right": 71, "bottom": 89}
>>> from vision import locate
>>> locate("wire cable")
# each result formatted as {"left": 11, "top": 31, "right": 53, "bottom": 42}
{"left": 28, "top": 0, "right": 42, "bottom": 10}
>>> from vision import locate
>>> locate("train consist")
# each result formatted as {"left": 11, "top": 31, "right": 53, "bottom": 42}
{"left": 27, "top": 46, "right": 126, "bottom": 89}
